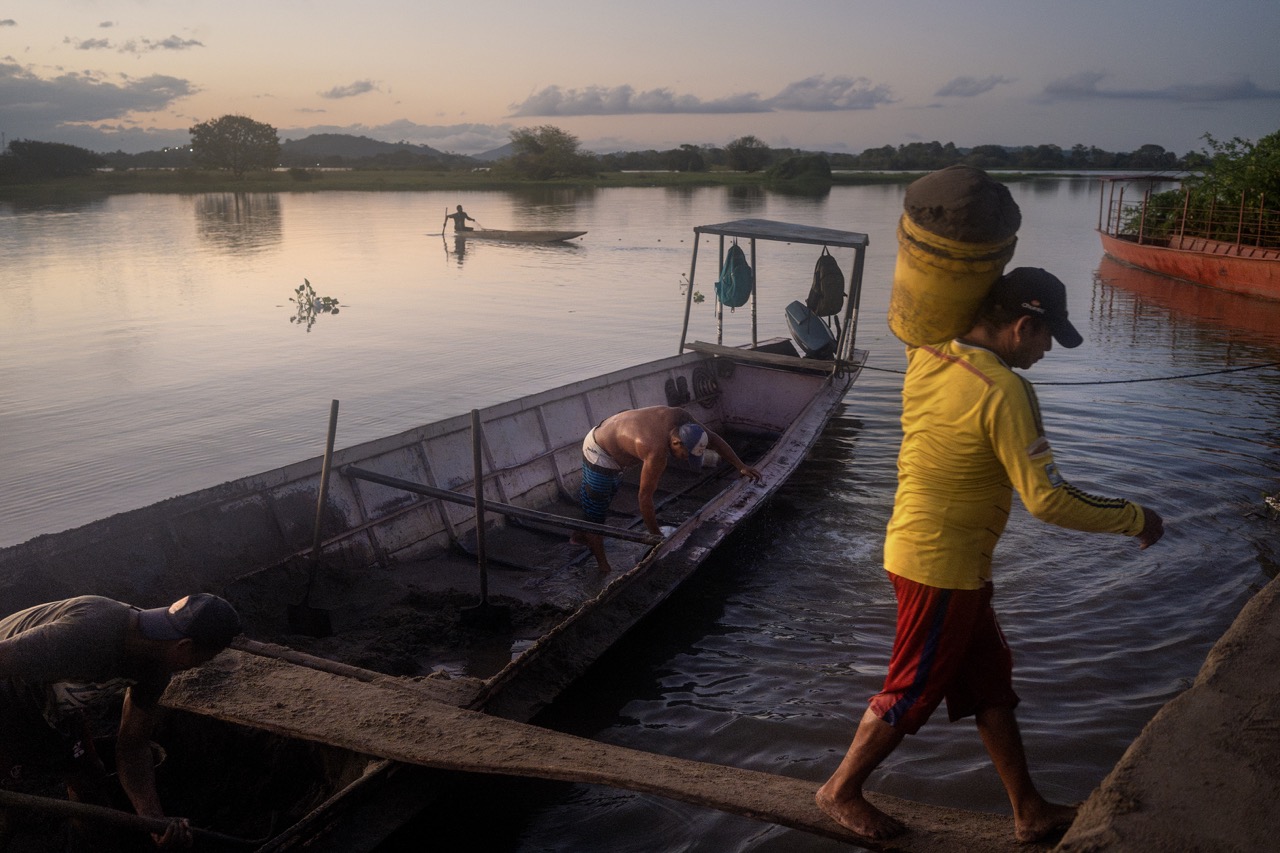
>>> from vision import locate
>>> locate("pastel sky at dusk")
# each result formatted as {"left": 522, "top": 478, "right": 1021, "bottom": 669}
{"left": 2, "top": 0, "right": 1277, "bottom": 156}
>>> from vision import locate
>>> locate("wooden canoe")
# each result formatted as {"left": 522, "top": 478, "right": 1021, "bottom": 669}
{"left": 450, "top": 228, "right": 586, "bottom": 243}
{"left": 0, "top": 219, "right": 873, "bottom": 851}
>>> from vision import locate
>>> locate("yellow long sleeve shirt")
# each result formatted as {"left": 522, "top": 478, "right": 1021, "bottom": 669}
{"left": 884, "top": 340, "right": 1146, "bottom": 590}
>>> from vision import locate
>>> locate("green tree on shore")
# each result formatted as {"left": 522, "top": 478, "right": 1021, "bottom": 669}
{"left": 1, "top": 140, "right": 105, "bottom": 180}
{"left": 190, "top": 115, "right": 281, "bottom": 178}
{"left": 503, "top": 125, "right": 597, "bottom": 179}
{"left": 1195, "top": 129, "right": 1280, "bottom": 204}
{"left": 725, "top": 135, "right": 772, "bottom": 172}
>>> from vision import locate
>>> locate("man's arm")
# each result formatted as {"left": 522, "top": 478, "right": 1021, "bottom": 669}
{"left": 117, "top": 690, "right": 192, "bottom": 848}
{"left": 635, "top": 451, "right": 668, "bottom": 534}
{"left": 706, "top": 432, "right": 763, "bottom": 483}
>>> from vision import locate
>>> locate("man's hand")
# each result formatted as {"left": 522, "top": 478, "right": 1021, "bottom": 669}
{"left": 1136, "top": 507, "right": 1164, "bottom": 549}
{"left": 152, "top": 816, "right": 193, "bottom": 849}
{"left": 738, "top": 466, "right": 763, "bottom": 484}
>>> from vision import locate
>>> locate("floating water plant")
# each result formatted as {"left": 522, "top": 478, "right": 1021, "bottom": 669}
{"left": 290, "top": 278, "right": 341, "bottom": 332}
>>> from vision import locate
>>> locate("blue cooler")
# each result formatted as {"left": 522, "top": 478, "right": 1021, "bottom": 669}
{"left": 785, "top": 300, "right": 836, "bottom": 359}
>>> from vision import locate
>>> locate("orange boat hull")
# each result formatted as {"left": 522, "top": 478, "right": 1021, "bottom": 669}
{"left": 1098, "top": 230, "right": 1280, "bottom": 301}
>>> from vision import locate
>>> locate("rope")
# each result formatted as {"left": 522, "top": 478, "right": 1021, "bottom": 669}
{"left": 861, "top": 361, "right": 1280, "bottom": 385}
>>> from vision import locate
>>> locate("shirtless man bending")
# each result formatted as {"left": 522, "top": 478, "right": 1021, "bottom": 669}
{"left": 574, "top": 406, "right": 762, "bottom": 572}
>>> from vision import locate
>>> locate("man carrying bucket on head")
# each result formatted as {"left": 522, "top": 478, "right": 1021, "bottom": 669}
{"left": 816, "top": 167, "right": 1166, "bottom": 845}
{"left": 573, "top": 406, "right": 762, "bottom": 573}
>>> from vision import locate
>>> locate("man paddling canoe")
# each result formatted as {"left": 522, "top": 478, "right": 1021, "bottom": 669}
{"left": 443, "top": 205, "right": 476, "bottom": 232}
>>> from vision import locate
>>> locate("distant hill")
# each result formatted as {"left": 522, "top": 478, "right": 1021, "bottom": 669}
{"left": 280, "top": 134, "right": 480, "bottom": 168}
{"left": 474, "top": 143, "right": 514, "bottom": 162}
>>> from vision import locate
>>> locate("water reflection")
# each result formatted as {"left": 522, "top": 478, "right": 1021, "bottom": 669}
{"left": 725, "top": 184, "right": 766, "bottom": 214}
{"left": 195, "top": 192, "right": 282, "bottom": 252}
{"left": 444, "top": 234, "right": 468, "bottom": 264}
{"left": 1092, "top": 256, "right": 1280, "bottom": 350}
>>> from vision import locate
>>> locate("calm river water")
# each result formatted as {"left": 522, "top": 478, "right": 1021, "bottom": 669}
{"left": 3, "top": 181, "right": 1279, "bottom": 851}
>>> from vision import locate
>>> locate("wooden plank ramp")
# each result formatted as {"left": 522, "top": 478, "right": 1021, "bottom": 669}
{"left": 165, "top": 650, "right": 1026, "bottom": 852}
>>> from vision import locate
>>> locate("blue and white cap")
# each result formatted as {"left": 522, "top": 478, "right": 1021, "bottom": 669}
{"left": 675, "top": 423, "right": 709, "bottom": 470}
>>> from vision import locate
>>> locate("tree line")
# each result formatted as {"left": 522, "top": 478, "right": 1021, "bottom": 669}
{"left": 0, "top": 113, "right": 1236, "bottom": 184}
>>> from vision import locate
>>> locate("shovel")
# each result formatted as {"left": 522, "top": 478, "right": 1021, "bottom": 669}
{"left": 460, "top": 409, "right": 511, "bottom": 629}
{"left": 288, "top": 399, "right": 339, "bottom": 637}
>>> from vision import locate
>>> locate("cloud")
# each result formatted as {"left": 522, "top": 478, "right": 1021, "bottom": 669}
{"left": 319, "top": 80, "right": 380, "bottom": 100}
{"left": 935, "top": 75, "right": 1014, "bottom": 97}
{"left": 117, "top": 35, "right": 204, "bottom": 55}
{"left": 769, "top": 75, "right": 894, "bottom": 110}
{"left": 0, "top": 60, "right": 194, "bottom": 141}
{"left": 149, "top": 35, "right": 203, "bottom": 51}
{"left": 510, "top": 84, "right": 768, "bottom": 116}
{"left": 508, "top": 75, "right": 891, "bottom": 117}
{"left": 71, "top": 37, "right": 112, "bottom": 51}
{"left": 1, "top": 19, "right": 16, "bottom": 27}
{"left": 66, "top": 33, "right": 204, "bottom": 54}
{"left": 1042, "top": 72, "right": 1280, "bottom": 102}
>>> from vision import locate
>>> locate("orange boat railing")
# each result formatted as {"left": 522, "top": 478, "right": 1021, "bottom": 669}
{"left": 1098, "top": 181, "right": 1280, "bottom": 257}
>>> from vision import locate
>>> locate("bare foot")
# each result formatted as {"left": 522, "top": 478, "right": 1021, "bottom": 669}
{"left": 815, "top": 784, "right": 907, "bottom": 840}
{"left": 1014, "top": 800, "right": 1076, "bottom": 844}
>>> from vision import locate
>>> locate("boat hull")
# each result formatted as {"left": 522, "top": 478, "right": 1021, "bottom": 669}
{"left": 0, "top": 344, "right": 860, "bottom": 852}
{"left": 1098, "top": 230, "right": 1280, "bottom": 301}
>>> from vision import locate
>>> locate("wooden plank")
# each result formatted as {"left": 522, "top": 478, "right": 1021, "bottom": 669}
{"left": 684, "top": 340, "right": 840, "bottom": 373}
{"left": 166, "top": 651, "right": 1023, "bottom": 852}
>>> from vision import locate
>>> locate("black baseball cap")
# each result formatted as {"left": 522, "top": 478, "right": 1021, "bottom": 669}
{"left": 988, "top": 267, "right": 1083, "bottom": 348}
{"left": 138, "top": 593, "right": 241, "bottom": 648}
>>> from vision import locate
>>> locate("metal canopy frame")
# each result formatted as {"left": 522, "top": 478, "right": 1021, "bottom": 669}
{"left": 678, "top": 219, "right": 870, "bottom": 368}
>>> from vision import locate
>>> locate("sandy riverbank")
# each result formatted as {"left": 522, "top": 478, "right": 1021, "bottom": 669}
{"left": 1057, "top": 573, "right": 1280, "bottom": 851}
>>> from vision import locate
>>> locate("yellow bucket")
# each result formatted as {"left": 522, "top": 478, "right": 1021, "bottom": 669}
{"left": 888, "top": 165, "right": 1020, "bottom": 347}
{"left": 888, "top": 214, "right": 1017, "bottom": 346}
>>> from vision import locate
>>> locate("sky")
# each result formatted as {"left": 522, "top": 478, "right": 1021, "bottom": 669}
{"left": 2, "top": 0, "right": 1278, "bottom": 157}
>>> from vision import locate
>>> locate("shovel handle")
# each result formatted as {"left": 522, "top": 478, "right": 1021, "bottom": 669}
{"left": 311, "top": 400, "right": 340, "bottom": 558}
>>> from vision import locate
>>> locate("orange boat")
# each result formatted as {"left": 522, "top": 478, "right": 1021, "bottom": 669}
{"left": 1097, "top": 180, "right": 1280, "bottom": 301}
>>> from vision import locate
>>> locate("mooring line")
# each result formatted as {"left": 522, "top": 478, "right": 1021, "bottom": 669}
{"left": 862, "top": 360, "right": 1280, "bottom": 385}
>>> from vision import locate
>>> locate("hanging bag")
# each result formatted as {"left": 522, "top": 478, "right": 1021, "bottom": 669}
{"left": 715, "top": 243, "right": 754, "bottom": 309}
{"left": 806, "top": 246, "right": 845, "bottom": 317}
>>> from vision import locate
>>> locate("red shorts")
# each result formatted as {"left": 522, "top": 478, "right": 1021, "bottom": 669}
{"left": 867, "top": 573, "right": 1018, "bottom": 734}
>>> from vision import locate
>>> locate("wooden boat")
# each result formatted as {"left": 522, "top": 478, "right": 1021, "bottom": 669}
{"left": 450, "top": 228, "right": 586, "bottom": 243}
{"left": 1096, "top": 179, "right": 1280, "bottom": 300}
{"left": 0, "top": 219, "right": 871, "bottom": 851}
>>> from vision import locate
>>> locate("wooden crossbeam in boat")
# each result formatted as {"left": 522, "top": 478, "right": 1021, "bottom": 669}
{"left": 343, "top": 466, "right": 661, "bottom": 546}
{"left": 166, "top": 650, "right": 1022, "bottom": 852}
{"left": 684, "top": 340, "right": 841, "bottom": 373}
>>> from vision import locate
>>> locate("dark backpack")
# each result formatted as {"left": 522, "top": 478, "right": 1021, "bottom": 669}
{"left": 806, "top": 247, "right": 845, "bottom": 316}
{"left": 715, "top": 243, "right": 754, "bottom": 308}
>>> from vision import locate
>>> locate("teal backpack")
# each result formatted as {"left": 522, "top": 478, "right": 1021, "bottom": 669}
{"left": 715, "top": 243, "right": 754, "bottom": 308}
